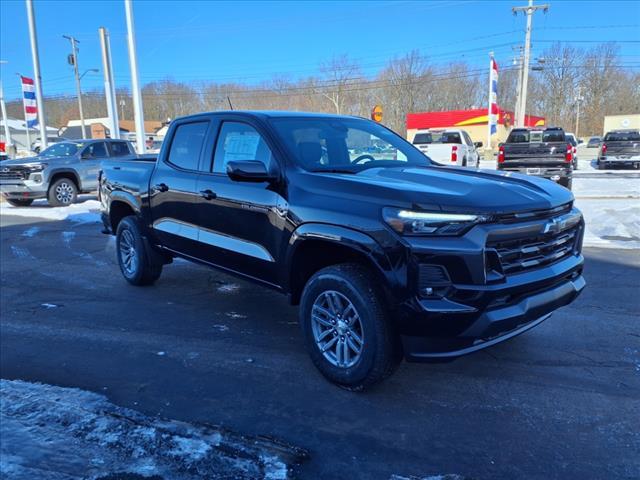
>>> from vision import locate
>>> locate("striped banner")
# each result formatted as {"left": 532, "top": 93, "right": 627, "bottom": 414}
{"left": 21, "top": 76, "right": 38, "bottom": 128}
{"left": 488, "top": 58, "right": 498, "bottom": 135}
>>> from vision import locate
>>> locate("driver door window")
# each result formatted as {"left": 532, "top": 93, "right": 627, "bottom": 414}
{"left": 83, "top": 142, "right": 108, "bottom": 159}
{"left": 213, "top": 122, "right": 273, "bottom": 174}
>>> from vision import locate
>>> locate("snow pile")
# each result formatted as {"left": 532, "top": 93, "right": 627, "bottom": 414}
{"left": 0, "top": 197, "right": 101, "bottom": 224}
{"left": 0, "top": 379, "right": 307, "bottom": 480}
{"left": 576, "top": 199, "right": 640, "bottom": 249}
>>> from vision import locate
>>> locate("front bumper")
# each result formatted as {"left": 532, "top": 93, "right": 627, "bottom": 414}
{"left": 401, "top": 269, "right": 585, "bottom": 361}
{"left": 0, "top": 178, "right": 47, "bottom": 199}
{"left": 395, "top": 207, "right": 585, "bottom": 361}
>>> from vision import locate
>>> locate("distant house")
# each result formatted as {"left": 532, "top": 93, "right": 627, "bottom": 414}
{"left": 0, "top": 118, "right": 58, "bottom": 150}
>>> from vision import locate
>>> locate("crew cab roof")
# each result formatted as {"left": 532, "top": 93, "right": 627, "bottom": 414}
{"left": 170, "top": 110, "right": 364, "bottom": 122}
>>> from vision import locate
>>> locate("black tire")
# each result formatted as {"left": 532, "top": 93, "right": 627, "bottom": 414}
{"left": 115, "top": 216, "right": 163, "bottom": 286}
{"left": 6, "top": 198, "right": 34, "bottom": 207}
{"left": 597, "top": 161, "right": 605, "bottom": 170}
{"left": 299, "top": 263, "right": 401, "bottom": 390}
{"left": 48, "top": 177, "right": 77, "bottom": 207}
{"left": 558, "top": 177, "right": 572, "bottom": 190}
{"left": 462, "top": 156, "right": 467, "bottom": 167}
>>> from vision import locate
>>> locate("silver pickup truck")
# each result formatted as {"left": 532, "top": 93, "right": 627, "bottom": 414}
{"left": 0, "top": 139, "right": 137, "bottom": 207}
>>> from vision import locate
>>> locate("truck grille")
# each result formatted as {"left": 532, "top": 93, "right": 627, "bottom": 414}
{"left": 487, "top": 224, "right": 580, "bottom": 274}
{"left": 0, "top": 167, "right": 29, "bottom": 180}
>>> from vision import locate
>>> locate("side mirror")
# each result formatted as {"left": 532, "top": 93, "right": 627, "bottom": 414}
{"left": 226, "top": 160, "right": 276, "bottom": 183}
{"left": 474, "top": 141, "right": 483, "bottom": 148}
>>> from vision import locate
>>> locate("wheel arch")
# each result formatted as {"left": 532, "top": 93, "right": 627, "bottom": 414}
{"left": 48, "top": 169, "right": 81, "bottom": 192}
{"left": 108, "top": 192, "right": 141, "bottom": 233}
{"left": 285, "top": 223, "right": 396, "bottom": 306}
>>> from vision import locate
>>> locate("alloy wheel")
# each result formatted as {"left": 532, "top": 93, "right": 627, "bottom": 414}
{"left": 311, "top": 290, "right": 364, "bottom": 368}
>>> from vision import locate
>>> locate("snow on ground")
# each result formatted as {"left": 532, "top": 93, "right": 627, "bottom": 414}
{"left": 0, "top": 379, "right": 306, "bottom": 480}
{"left": 0, "top": 196, "right": 101, "bottom": 224}
{"left": 575, "top": 198, "right": 640, "bottom": 249}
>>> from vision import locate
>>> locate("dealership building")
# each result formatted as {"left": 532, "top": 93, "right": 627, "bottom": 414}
{"left": 406, "top": 108, "right": 545, "bottom": 149}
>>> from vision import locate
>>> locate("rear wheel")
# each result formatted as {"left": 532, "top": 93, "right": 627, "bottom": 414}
{"left": 597, "top": 160, "right": 606, "bottom": 170}
{"left": 116, "top": 216, "right": 163, "bottom": 286}
{"left": 48, "top": 178, "right": 77, "bottom": 207}
{"left": 6, "top": 198, "right": 34, "bottom": 207}
{"left": 299, "top": 263, "right": 401, "bottom": 390}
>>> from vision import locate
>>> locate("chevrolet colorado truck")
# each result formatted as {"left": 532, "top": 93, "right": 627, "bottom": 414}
{"left": 1, "top": 138, "right": 136, "bottom": 207}
{"left": 498, "top": 127, "right": 574, "bottom": 189}
{"left": 100, "top": 111, "right": 585, "bottom": 389}
{"left": 597, "top": 129, "right": 640, "bottom": 170}
{"left": 412, "top": 128, "right": 481, "bottom": 167}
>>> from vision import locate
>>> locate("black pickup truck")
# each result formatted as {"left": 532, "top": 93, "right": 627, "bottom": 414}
{"left": 498, "top": 127, "right": 574, "bottom": 189}
{"left": 100, "top": 111, "right": 585, "bottom": 389}
{"left": 597, "top": 129, "right": 640, "bottom": 170}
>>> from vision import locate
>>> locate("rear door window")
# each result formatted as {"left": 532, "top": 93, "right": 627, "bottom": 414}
{"left": 167, "top": 121, "right": 209, "bottom": 171}
{"left": 413, "top": 133, "right": 432, "bottom": 144}
{"left": 110, "top": 142, "right": 132, "bottom": 157}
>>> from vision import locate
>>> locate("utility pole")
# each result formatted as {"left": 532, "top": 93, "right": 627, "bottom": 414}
{"left": 99, "top": 27, "right": 120, "bottom": 139}
{"left": 512, "top": 46, "right": 524, "bottom": 126}
{"left": 25, "top": 0, "right": 47, "bottom": 150}
{"left": 119, "top": 98, "right": 126, "bottom": 121}
{"left": 512, "top": 0, "right": 548, "bottom": 127}
{"left": 574, "top": 87, "right": 583, "bottom": 138}
{"left": 0, "top": 60, "right": 13, "bottom": 156}
{"left": 124, "top": 0, "right": 146, "bottom": 153}
{"left": 63, "top": 35, "right": 86, "bottom": 139}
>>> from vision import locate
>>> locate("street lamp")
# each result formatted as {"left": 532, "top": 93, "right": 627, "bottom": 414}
{"left": 80, "top": 68, "right": 99, "bottom": 80}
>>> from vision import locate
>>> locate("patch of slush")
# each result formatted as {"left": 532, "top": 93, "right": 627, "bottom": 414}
{"left": 391, "top": 475, "right": 470, "bottom": 480}
{"left": 0, "top": 379, "right": 307, "bottom": 480}
{"left": 10, "top": 245, "right": 35, "bottom": 260}
{"left": 61, "top": 231, "right": 76, "bottom": 246}
{"left": 217, "top": 283, "right": 240, "bottom": 294}
{"left": 212, "top": 324, "right": 230, "bottom": 332}
{"left": 21, "top": 226, "right": 40, "bottom": 237}
{"left": 0, "top": 199, "right": 101, "bottom": 223}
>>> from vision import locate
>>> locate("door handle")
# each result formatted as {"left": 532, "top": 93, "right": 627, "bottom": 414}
{"left": 199, "top": 189, "right": 217, "bottom": 200}
{"left": 154, "top": 183, "right": 169, "bottom": 193}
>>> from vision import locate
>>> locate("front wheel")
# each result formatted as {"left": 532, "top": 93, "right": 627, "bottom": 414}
{"left": 558, "top": 177, "right": 572, "bottom": 190}
{"left": 6, "top": 198, "right": 34, "bottom": 207}
{"left": 116, "top": 216, "right": 163, "bottom": 286}
{"left": 299, "top": 263, "right": 401, "bottom": 390}
{"left": 48, "top": 178, "right": 77, "bottom": 207}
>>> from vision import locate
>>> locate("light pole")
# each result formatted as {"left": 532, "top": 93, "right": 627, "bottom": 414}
{"left": 26, "top": 0, "right": 47, "bottom": 150}
{"left": 119, "top": 98, "right": 126, "bottom": 121}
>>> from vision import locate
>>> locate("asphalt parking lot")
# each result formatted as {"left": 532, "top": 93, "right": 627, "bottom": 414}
{"left": 1, "top": 189, "right": 639, "bottom": 479}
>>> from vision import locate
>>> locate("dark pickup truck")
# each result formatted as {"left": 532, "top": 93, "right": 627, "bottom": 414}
{"left": 100, "top": 111, "right": 585, "bottom": 389}
{"left": 498, "top": 127, "right": 574, "bottom": 189}
{"left": 597, "top": 129, "right": 640, "bottom": 170}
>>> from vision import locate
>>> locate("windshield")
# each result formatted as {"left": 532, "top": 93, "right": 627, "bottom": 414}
{"left": 40, "top": 142, "right": 80, "bottom": 157}
{"left": 604, "top": 131, "right": 640, "bottom": 142}
{"left": 270, "top": 117, "right": 431, "bottom": 172}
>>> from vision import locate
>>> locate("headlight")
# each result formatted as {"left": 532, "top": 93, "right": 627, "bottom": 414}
{"left": 26, "top": 163, "right": 47, "bottom": 172}
{"left": 382, "top": 207, "right": 491, "bottom": 236}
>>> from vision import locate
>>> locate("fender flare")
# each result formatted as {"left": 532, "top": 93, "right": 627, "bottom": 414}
{"left": 47, "top": 168, "right": 82, "bottom": 191}
{"left": 284, "top": 223, "right": 397, "bottom": 293}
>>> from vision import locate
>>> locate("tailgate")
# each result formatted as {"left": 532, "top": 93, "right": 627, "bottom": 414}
{"left": 502, "top": 142, "right": 567, "bottom": 167}
{"left": 604, "top": 141, "right": 640, "bottom": 156}
{"left": 414, "top": 144, "right": 455, "bottom": 163}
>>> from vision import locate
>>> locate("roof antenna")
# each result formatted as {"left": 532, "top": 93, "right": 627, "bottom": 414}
{"left": 227, "top": 96, "right": 234, "bottom": 110}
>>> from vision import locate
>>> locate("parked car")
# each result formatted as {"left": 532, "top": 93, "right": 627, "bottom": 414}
{"left": 565, "top": 132, "right": 579, "bottom": 170}
{"left": 0, "top": 139, "right": 137, "bottom": 207}
{"left": 100, "top": 111, "right": 585, "bottom": 390}
{"left": 31, "top": 136, "right": 67, "bottom": 154}
{"left": 411, "top": 129, "right": 481, "bottom": 167}
{"left": 498, "top": 127, "right": 574, "bottom": 189}
{"left": 597, "top": 129, "right": 640, "bottom": 170}
{"left": 587, "top": 136, "right": 602, "bottom": 148}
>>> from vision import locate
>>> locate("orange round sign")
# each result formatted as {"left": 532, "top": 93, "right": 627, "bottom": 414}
{"left": 371, "top": 105, "right": 383, "bottom": 123}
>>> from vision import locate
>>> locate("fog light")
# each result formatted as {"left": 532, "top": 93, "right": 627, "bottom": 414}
{"left": 32, "top": 174, "right": 43, "bottom": 183}
{"left": 551, "top": 175, "right": 561, "bottom": 181}
{"left": 423, "top": 287, "right": 434, "bottom": 296}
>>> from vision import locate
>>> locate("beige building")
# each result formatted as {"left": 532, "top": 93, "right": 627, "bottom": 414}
{"left": 603, "top": 114, "right": 640, "bottom": 135}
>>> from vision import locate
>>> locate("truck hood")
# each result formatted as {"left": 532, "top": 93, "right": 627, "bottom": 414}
{"left": 0, "top": 155, "right": 67, "bottom": 166}
{"left": 305, "top": 166, "right": 574, "bottom": 214}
